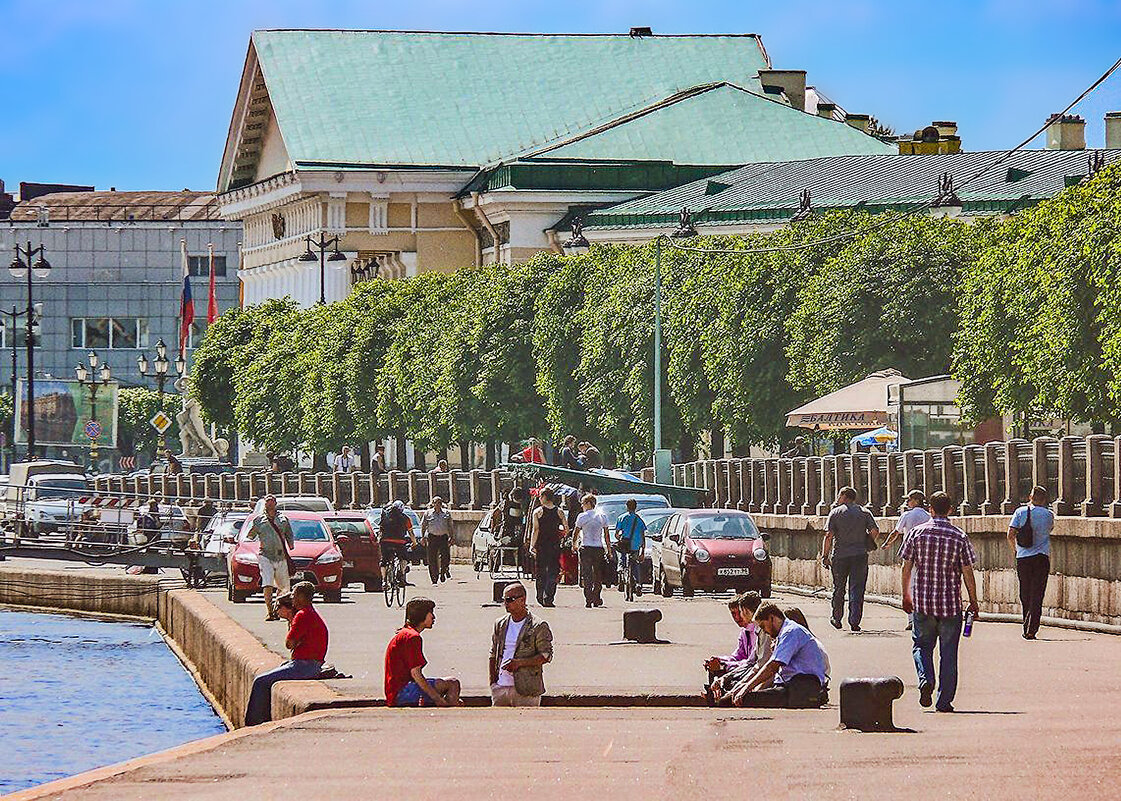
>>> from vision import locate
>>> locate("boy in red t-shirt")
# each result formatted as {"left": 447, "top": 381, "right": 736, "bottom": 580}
{"left": 385, "top": 598, "right": 461, "bottom": 707}
{"left": 245, "top": 582, "right": 328, "bottom": 726}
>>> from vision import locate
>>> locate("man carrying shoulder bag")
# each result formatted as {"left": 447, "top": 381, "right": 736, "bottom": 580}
{"left": 1007, "top": 486, "right": 1054, "bottom": 640}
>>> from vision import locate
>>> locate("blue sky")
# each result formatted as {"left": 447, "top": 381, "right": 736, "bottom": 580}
{"left": 1, "top": 0, "right": 1119, "bottom": 191}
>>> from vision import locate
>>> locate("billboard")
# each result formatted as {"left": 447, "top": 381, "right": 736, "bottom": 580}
{"left": 15, "top": 378, "right": 119, "bottom": 448}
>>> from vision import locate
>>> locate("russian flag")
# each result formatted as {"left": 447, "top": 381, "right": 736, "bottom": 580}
{"left": 179, "top": 239, "right": 195, "bottom": 355}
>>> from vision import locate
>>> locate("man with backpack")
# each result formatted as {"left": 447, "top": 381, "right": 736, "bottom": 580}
{"left": 379, "top": 499, "right": 418, "bottom": 574}
{"left": 613, "top": 499, "right": 647, "bottom": 595}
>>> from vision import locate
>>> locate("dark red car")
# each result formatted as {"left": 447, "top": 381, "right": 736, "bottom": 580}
{"left": 321, "top": 511, "right": 382, "bottom": 591}
{"left": 227, "top": 511, "right": 344, "bottom": 603}
{"left": 654, "top": 509, "right": 771, "bottom": 598}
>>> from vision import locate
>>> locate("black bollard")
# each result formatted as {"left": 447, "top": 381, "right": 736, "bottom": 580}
{"left": 839, "top": 676, "right": 905, "bottom": 731}
{"left": 622, "top": 608, "right": 663, "bottom": 643}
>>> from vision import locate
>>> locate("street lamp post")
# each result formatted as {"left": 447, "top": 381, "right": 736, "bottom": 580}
{"left": 0, "top": 304, "right": 39, "bottom": 464}
{"left": 654, "top": 210, "right": 698, "bottom": 473}
{"left": 9, "top": 241, "right": 50, "bottom": 459}
{"left": 298, "top": 234, "right": 348, "bottom": 305}
{"left": 137, "top": 338, "right": 185, "bottom": 452}
{"left": 75, "top": 351, "right": 111, "bottom": 473}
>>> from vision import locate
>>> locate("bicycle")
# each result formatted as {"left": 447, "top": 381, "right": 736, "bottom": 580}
{"left": 383, "top": 552, "right": 407, "bottom": 608}
{"left": 617, "top": 548, "right": 636, "bottom": 602}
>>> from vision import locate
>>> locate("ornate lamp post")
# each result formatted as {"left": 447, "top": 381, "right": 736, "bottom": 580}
{"left": 9, "top": 242, "right": 50, "bottom": 458}
{"left": 137, "top": 338, "right": 185, "bottom": 451}
{"left": 75, "top": 351, "right": 112, "bottom": 473}
{"left": 297, "top": 234, "right": 348, "bottom": 305}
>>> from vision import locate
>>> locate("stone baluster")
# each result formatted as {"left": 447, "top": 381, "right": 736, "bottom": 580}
{"left": 818, "top": 455, "right": 837, "bottom": 515}
{"left": 468, "top": 470, "right": 483, "bottom": 510}
{"left": 728, "top": 460, "right": 742, "bottom": 510}
{"left": 1003, "top": 440, "right": 1025, "bottom": 513}
{"left": 849, "top": 455, "right": 867, "bottom": 505}
{"left": 448, "top": 470, "right": 463, "bottom": 509}
{"left": 802, "top": 457, "right": 820, "bottom": 515}
{"left": 761, "top": 459, "right": 777, "bottom": 514}
{"left": 866, "top": 452, "right": 883, "bottom": 512}
{"left": 941, "top": 446, "right": 960, "bottom": 508}
{"left": 330, "top": 472, "right": 342, "bottom": 508}
{"left": 921, "top": 450, "right": 938, "bottom": 495}
{"left": 489, "top": 471, "right": 503, "bottom": 510}
{"left": 714, "top": 460, "right": 728, "bottom": 508}
{"left": 1113, "top": 438, "right": 1121, "bottom": 518}
{"left": 1056, "top": 436, "right": 1078, "bottom": 516}
{"left": 407, "top": 470, "right": 422, "bottom": 508}
{"left": 960, "top": 445, "right": 982, "bottom": 515}
{"left": 980, "top": 442, "right": 1003, "bottom": 515}
{"left": 774, "top": 460, "right": 789, "bottom": 515}
{"left": 787, "top": 459, "right": 804, "bottom": 515}
{"left": 885, "top": 451, "right": 903, "bottom": 516}
{"left": 1032, "top": 437, "right": 1053, "bottom": 497}
{"left": 1082, "top": 434, "right": 1109, "bottom": 517}
{"left": 387, "top": 470, "right": 402, "bottom": 504}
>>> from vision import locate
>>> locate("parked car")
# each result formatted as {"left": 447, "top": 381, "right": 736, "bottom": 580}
{"left": 199, "top": 510, "right": 249, "bottom": 558}
{"left": 226, "top": 511, "right": 344, "bottom": 603}
{"left": 252, "top": 495, "right": 336, "bottom": 514}
{"left": 637, "top": 506, "right": 682, "bottom": 586}
{"left": 593, "top": 493, "right": 669, "bottom": 585}
{"left": 655, "top": 509, "right": 771, "bottom": 598}
{"left": 321, "top": 510, "right": 381, "bottom": 591}
{"left": 3, "top": 461, "right": 92, "bottom": 537}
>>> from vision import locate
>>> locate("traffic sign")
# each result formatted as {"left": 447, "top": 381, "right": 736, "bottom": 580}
{"left": 84, "top": 420, "right": 102, "bottom": 440}
{"left": 120, "top": 455, "right": 136, "bottom": 470}
{"left": 150, "top": 411, "right": 172, "bottom": 434}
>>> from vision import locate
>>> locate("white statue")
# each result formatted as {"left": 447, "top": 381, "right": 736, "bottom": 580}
{"left": 177, "top": 395, "right": 229, "bottom": 459}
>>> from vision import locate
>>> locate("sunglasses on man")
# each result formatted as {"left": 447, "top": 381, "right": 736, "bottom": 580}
{"left": 503, "top": 594, "right": 525, "bottom": 604}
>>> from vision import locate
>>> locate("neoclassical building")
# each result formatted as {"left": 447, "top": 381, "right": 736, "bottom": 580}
{"left": 216, "top": 28, "right": 893, "bottom": 306}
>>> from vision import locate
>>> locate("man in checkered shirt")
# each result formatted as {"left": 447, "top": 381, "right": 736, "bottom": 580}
{"left": 900, "top": 491, "right": 981, "bottom": 713}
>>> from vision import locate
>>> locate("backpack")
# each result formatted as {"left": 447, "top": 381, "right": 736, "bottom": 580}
{"left": 380, "top": 505, "right": 409, "bottom": 541}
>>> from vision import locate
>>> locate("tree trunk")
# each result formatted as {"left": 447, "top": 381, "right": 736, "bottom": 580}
{"left": 395, "top": 435, "right": 408, "bottom": 471}
{"left": 678, "top": 431, "right": 696, "bottom": 463}
{"left": 458, "top": 440, "right": 471, "bottom": 469}
{"left": 312, "top": 452, "right": 328, "bottom": 472}
{"left": 485, "top": 439, "right": 496, "bottom": 471}
{"left": 710, "top": 428, "right": 726, "bottom": 460}
{"left": 414, "top": 446, "right": 427, "bottom": 472}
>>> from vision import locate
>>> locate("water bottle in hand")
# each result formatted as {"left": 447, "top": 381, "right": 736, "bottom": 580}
{"left": 963, "top": 610, "right": 975, "bottom": 638}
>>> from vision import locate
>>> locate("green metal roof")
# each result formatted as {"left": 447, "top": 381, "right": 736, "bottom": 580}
{"left": 584, "top": 149, "right": 1121, "bottom": 228}
{"left": 462, "top": 160, "right": 734, "bottom": 195}
{"left": 251, "top": 30, "right": 772, "bottom": 169}
{"left": 523, "top": 83, "right": 894, "bottom": 164}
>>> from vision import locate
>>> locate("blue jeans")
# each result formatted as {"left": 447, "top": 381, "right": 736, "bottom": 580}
{"left": 393, "top": 678, "right": 437, "bottom": 707}
{"left": 911, "top": 611, "right": 962, "bottom": 710}
{"left": 617, "top": 549, "right": 641, "bottom": 586}
{"left": 830, "top": 553, "right": 869, "bottom": 627}
{"left": 244, "top": 659, "right": 323, "bottom": 726}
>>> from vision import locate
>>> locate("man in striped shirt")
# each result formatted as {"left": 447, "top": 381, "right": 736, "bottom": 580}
{"left": 899, "top": 491, "right": 980, "bottom": 713}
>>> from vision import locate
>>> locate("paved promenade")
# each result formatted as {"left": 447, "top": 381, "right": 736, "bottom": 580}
{"left": 9, "top": 563, "right": 1121, "bottom": 799}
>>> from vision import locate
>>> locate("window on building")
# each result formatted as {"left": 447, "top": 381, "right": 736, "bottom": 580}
{"left": 71, "top": 318, "right": 150, "bottom": 349}
{"left": 0, "top": 323, "right": 38, "bottom": 349}
{"left": 187, "top": 255, "right": 227, "bottom": 277}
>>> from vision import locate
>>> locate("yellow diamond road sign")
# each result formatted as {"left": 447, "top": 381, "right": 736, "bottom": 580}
{"left": 150, "top": 411, "right": 172, "bottom": 434}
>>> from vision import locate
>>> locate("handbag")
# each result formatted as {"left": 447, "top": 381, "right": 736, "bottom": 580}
{"left": 599, "top": 550, "right": 617, "bottom": 585}
{"left": 267, "top": 517, "right": 298, "bottom": 576}
{"left": 1016, "top": 504, "right": 1035, "bottom": 549}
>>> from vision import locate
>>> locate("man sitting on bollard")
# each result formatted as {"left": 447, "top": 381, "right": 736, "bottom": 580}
{"left": 731, "top": 604, "right": 829, "bottom": 708}
{"left": 244, "top": 582, "right": 328, "bottom": 726}
{"left": 489, "top": 581, "right": 553, "bottom": 706}
{"left": 384, "top": 598, "right": 461, "bottom": 707}
{"left": 704, "top": 592, "right": 771, "bottom": 704}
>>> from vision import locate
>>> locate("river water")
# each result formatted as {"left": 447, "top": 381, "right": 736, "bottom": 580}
{"left": 0, "top": 608, "right": 227, "bottom": 794}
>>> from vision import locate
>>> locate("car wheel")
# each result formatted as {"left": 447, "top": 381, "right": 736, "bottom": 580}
{"left": 323, "top": 590, "right": 343, "bottom": 603}
{"left": 652, "top": 570, "right": 662, "bottom": 595}
{"left": 660, "top": 569, "right": 673, "bottom": 598}
{"left": 761, "top": 581, "right": 772, "bottom": 599}
{"left": 227, "top": 579, "right": 247, "bottom": 603}
{"left": 682, "top": 571, "right": 694, "bottom": 598}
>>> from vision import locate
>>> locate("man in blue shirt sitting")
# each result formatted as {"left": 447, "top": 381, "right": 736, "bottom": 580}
{"left": 732, "top": 603, "right": 829, "bottom": 708}
{"left": 1007, "top": 485, "right": 1055, "bottom": 640}
{"left": 613, "top": 499, "right": 648, "bottom": 596}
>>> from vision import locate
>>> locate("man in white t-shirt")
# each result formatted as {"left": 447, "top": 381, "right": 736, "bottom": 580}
{"left": 489, "top": 581, "right": 553, "bottom": 706}
{"left": 573, "top": 494, "right": 611, "bottom": 608}
{"left": 333, "top": 446, "right": 357, "bottom": 473}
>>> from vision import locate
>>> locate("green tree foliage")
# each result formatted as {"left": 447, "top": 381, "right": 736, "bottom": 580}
{"left": 230, "top": 299, "right": 303, "bottom": 453}
{"left": 117, "top": 386, "right": 182, "bottom": 458}
{"left": 533, "top": 253, "right": 594, "bottom": 442}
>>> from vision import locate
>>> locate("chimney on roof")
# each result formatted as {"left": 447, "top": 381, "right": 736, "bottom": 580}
{"left": 816, "top": 102, "right": 837, "bottom": 119}
{"left": 845, "top": 113, "right": 871, "bottom": 134}
{"left": 897, "top": 121, "right": 961, "bottom": 155}
{"left": 1106, "top": 112, "right": 1121, "bottom": 149}
{"left": 1046, "top": 114, "right": 1086, "bottom": 150}
{"left": 629, "top": 26, "right": 652, "bottom": 37}
{"left": 758, "top": 69, "right": 807, "bottom": 112}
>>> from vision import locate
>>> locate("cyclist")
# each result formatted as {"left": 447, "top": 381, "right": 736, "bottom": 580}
{"left": 613, "top": 499, "right": 647, "bottom": 597}
{"left": 379, "top": 500, "right": 418, "bottom": 580}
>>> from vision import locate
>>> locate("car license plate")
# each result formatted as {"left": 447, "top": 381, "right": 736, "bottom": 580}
{"left": 344, "top": 561, "right": 354, "bottom": 568}
{"left": 717, "top": 567, "right": 752, "bottom": 576}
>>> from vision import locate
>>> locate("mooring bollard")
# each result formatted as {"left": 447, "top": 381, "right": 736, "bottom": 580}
{"left": 839, "top": 676, "right": 905, "bottom": 731}
{"left": 622, "top": 608, "right": 663, "bottom": 643}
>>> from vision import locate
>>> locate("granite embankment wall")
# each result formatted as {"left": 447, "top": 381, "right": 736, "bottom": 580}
{"left": 758, "top": 513, "right": 1121, "bottom": 626}
{"left": 0, "top": 566, "right": 341, "bottom": 727}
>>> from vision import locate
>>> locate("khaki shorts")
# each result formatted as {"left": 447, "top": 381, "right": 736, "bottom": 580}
{"left": 258, "top": 555, "right": 290, "bottom": 592}
{"left": 490, "top": 685, "right": 542, "bottom": 707}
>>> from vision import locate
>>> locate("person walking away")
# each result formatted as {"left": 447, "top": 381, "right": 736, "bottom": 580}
{"left": 244, "top": 582, "right": 328, "bottom": 725}
{"left": 490, "top": 581, "right": 553, "bottom": 706}
{"left": 384, "top": 598, "right": 461, "bottom": 707}
{"left": 900, "top": 491, "right": 980, "bottom": 712}
{"left": 246, "top": 495, "right": 296, "bottom": 620}
{"left": 379, "top": 500, "right": 418, "bottom": 578}
{"left": 821, "top": 486, "right": 880, "bottom": 631}
{"left": 732, "top": 604, "right": 829, "bottom": 708}
{"left": 333, "top": 445, "right": 357, "bottom": 473}
{"left": 613, "top": 499, "right": 647, "bottom": 595}
{"left": 529, "top": 488, "right": 566, "bottom": 606}
{"left": 558, "top": 435, "right": 582, "bottom": 470}
{"left": 1007, "top": 486, "right": 1054, "bottom": 640}
{"left": 574, "top": 494, "right": 610, "bottom": 608}
{"left": 422, "top": 496, "right": 453, "bottom": 584}
{"left": 881, "top": 489, "right": 932, "bottom": 630}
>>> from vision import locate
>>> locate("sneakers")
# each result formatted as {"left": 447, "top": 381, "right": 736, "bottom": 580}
{"left": 830, "top": 619, "right": 842, "bottom": 630}
{"left": 919, "top": 683, "right": 933, "bottom": 708}
{"left": 936, "top": 704, "right": 955, "bottom": 713}
{"left": 851, "top": 624, "right": 861, "bottom": 632}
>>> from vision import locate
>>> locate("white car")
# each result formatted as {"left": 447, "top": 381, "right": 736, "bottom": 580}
{"left": 639, "top": 507, "right": 683, "bottom": 586}
{"left": 252, "top": 495, "right": 335, "bottom": 514}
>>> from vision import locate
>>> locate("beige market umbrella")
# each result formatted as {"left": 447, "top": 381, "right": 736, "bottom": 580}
{"left": 785, "top": 369, "right": 910, "bottom": 430}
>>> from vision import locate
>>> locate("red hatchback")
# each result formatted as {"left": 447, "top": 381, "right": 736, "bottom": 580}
{"left": 655, "top": 509, "right": 772, "bottom": 598}
{"left": 226, "top": 511, "right": 345, "bottom": 603}
{"left": 321, "top": 511, "right": 382, "bottom": 592}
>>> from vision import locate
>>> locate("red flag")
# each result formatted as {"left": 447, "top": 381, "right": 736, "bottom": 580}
{"left": 206, "top": 243, "right": 218, "bottom": 324}
{"left": 179, "top": 239, "right": 195, "bottom": 356}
